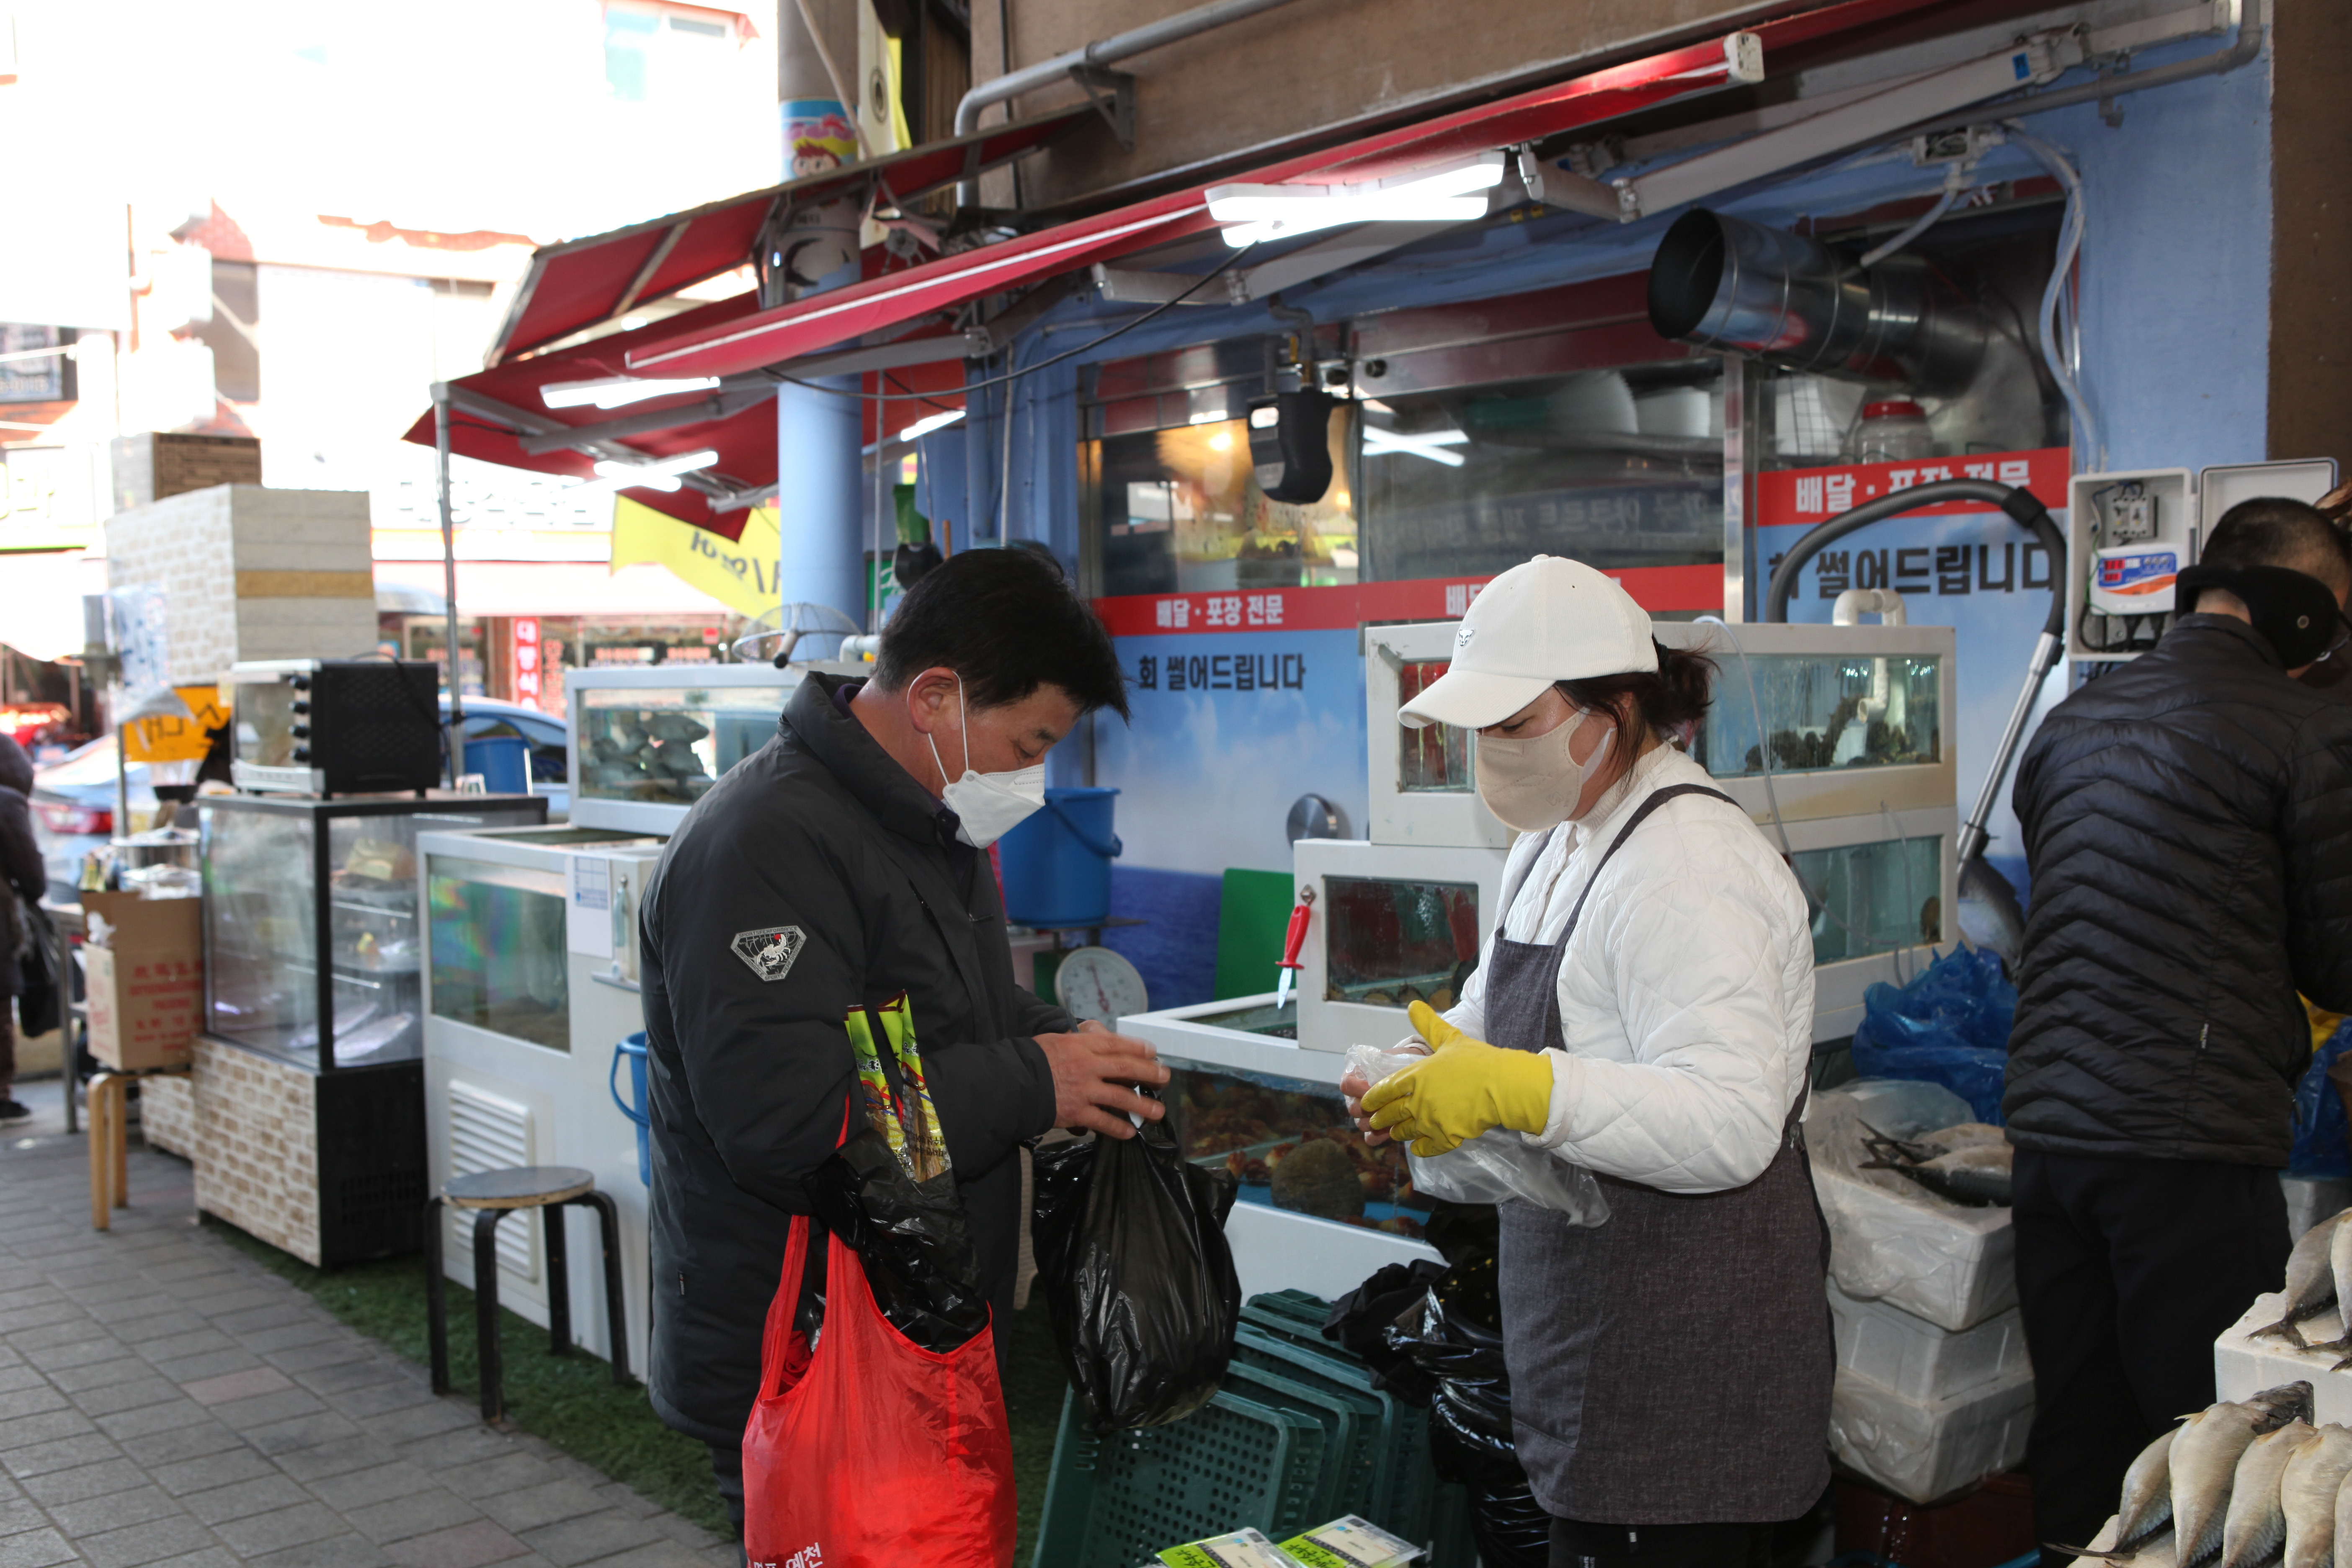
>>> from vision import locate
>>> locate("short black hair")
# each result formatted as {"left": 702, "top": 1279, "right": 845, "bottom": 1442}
{"left": 2204, "top": 497, "right": 2352, "bottom": 590}
{"left": 873, "top": 547, "right": 1130, "bottom": 718}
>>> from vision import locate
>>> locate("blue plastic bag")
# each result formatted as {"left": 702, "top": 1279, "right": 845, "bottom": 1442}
{"left": 2290, "top": 1020, "right": 2352, "bottom": 1179}
{"left": 1848, "top": 946, "right": 2018, "bottom": 1125}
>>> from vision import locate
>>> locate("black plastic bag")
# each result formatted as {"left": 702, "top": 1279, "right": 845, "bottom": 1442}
{"left": 802, "top": 1125, "right": 989, "bottom": 1353}
{"left": 1320, "top": 1259, "right": 1446, "bottom": 1403}
{"left": 1031, "top": 1109, "right": 1241, "bottom": 1434}
{"left": 1384, "top": 1219, "right": 1547, "bottom": 1568}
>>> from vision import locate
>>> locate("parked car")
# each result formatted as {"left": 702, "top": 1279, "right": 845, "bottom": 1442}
{"left": 28, "top": 696, "right": 570, "bottom": 902}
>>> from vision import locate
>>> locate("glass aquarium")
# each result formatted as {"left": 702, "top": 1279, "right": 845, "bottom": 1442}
{"left": 1324, "top": 875, "right": 1479, "bottom": 1009}
{"left": 1166, "top": 1059, "right": 1429, "bottom": 1238}
{"left": 201, "top": 795, "right": 545, "bottom": 1070}
{"left": 1699, "top": 651, "right": 1941, "bottom": 778}
{"left": 1793, "top": 835, "right": 1944, "bottom": 964}
{"left": 1397, "top": 661, "right": 1471, "bottom": 793}
{"left": 575, "top": 684, "right": 787, "bottom": 807}
{"left": 426, "top": 855, "right": 570, "bottom": 1050}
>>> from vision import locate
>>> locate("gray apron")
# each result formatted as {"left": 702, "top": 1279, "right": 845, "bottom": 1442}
{"left": 1488, "top": 784, "right": 1832, "bottom": 1524}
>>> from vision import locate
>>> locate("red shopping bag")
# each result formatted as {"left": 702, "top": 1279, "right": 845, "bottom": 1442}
{"left": 742, "top": 1215, "right": 1016, "bottom": 1568}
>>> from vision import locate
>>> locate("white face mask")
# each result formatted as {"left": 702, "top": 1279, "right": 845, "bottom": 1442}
{"left": 925, "top": 676, "right": 1048, "bottom": 849}
{"left": 1473, "top": 709, "right": 1615, "bottom": 834}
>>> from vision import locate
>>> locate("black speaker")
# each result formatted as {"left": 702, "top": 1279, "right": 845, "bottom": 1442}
{"left": 1247, "top": 390, "right": 1336, "bottom": 503}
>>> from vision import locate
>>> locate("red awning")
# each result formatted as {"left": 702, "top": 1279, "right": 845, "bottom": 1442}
{"left": 618, "top": 0, "right": 1947, "bottom": 380}
{"left": 410, "top": 0, "right": 1954, "bottom": 539}
{"left": 485, "top": 106, "right": 1096, "bottom": 366}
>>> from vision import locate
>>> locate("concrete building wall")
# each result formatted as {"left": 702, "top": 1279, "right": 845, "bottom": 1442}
{"left": 104, "top": 485, "right": 377, "bottom": 683}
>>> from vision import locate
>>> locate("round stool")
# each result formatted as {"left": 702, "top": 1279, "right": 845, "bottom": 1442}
{"left": 423, "top": 1166, "right": 627, "bottom": 1422}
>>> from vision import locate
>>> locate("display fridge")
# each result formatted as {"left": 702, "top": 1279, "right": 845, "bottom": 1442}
{"left": 196, "top": 793, "right": 545, "bottom": 1266}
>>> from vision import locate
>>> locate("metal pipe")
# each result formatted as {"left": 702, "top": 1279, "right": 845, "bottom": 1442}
{"left": 1648, "top": 209, "right": 1988, "bottom": 397}
{"left": 954, "top": 0, "right": 1310, "bottom": 206}
{"left": 432, "top": 383, "right": 464, "bottom": 789}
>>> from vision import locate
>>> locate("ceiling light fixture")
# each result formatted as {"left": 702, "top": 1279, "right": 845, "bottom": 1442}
{"left": 1208, "top": 153, "right": 1506, "bottom": 248}
{"left": 1362, "top": 426, "right": 1470, "bottom": 467}
{"left": 542, "top": 375, "right": 720, "bottom": 411}
{"left": 571, "top": 448, "right": 721, "bottom": 494}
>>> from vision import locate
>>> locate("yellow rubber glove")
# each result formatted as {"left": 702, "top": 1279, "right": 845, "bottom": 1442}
{"left": 1360, "top": 1001, "right": 1555, "bottom": 1157}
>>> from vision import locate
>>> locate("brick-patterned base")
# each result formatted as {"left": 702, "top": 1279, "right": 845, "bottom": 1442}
{"left": 191, "top": 1036, "right": 322, "bottom": 1266}
{"left": 141, "top": 1072, "right": 196, "bottom": 1158}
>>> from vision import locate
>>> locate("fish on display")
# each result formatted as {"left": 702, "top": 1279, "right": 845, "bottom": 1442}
{"left": 2252, "top": 1212, "right": 2352, "bottom": 1349}
{"left": 2280, "top": 1424, "right": 2352, "bottom": 1568}
{"left": 2156, "top": 1389, "right": 2315, "bottom": 1568}
{"left": 2057, "top": 1425, "right": 2178, "bottom": 1562}
{"left": 2219, "top": 1419, "right": 2318, "bottom": 1568}
{"left": 2301, "top": 1217, "right": 2352, "bottom": 1368}
{"left": 1857, "top": 1120, "right": 2015, "bottom": 1207}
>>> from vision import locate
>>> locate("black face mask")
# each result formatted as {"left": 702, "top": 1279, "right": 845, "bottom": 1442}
{"left": 2177, "top": 564, "right": 2348, "bottom": 668}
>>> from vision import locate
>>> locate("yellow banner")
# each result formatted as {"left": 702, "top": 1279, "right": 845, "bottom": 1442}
{"left": 122, "top": 686, "right": 228, "bottom": 764}
{"left": 610, "top": 499, "right": 781, "bottom": 619}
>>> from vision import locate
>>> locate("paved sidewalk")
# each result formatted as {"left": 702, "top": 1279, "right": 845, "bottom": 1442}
{"left": 0, "top": 1082, "right": 735, "bottom": 1568}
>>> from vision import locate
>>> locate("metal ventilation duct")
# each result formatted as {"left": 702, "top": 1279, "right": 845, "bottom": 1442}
{"left": 1646, "top": 208, "right": 1985, "bottom": 396}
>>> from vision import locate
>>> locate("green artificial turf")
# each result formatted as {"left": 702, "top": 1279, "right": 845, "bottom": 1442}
{"left": 201, "top": 1217, "right": 1072, "bottom": 1557}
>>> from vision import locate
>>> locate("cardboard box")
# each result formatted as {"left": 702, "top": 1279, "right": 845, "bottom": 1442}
{"left": 80, "top": 892, "right": 203, "bottom": 1071}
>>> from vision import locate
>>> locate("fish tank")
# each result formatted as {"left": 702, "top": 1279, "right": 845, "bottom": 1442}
{"left": 1796, "top": 834, "right": 1945, "bottom": 963}
{"left": 1397, "top": 660, "right": 1472, "bottom": 793}
{"left": 1323, "top": 874, "right": 1480, "bottom": 1009}
{"left": 566, "top": 665, "right": 833, "bottom": 833}
{"left": 1166, "top": 1059, "right": 1429, "bottom": 1238}
{"left": 1697, "top": 650, "right": 1941, "bottom": 777}
{"left": 425, "top": 854, "right": 570, "bottom": 1051}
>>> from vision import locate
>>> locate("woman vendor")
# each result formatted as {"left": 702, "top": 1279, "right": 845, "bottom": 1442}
{"left": 1347, "top": 554, "right": 1831, "bottom": 1568}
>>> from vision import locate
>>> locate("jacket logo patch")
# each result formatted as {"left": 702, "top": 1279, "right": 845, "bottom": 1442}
{"left": 731, "top": 926, "right": 807, "bottom": 983}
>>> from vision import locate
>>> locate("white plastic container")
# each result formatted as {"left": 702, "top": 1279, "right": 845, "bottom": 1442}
{"left": 1828, "top": 1362, "right": 2035, "bottom": 1506}
{"left": 1830, "top": 1282, "right": 2028, "bottom": 1404}
{"left": 2213, "top": 1292, "right": 2352, "bottom": 1425}
{"left": 1808, "top": 1082, "right": 2018, "bottom": 1332}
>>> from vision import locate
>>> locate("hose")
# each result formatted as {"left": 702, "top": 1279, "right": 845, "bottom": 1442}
{"left": 2002, "top": 123, "right": 2100, "bottom": 470}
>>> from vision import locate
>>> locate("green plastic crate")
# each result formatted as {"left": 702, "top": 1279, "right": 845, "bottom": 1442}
{"left": 1031, "top": 1385, "right": 1330, "bottom": 1568}
{"left": 1231, "top": 1325, "right": 1436, "bottom": 1544}
{"left": 1220, "top": 1360, "right": 1377, "bottom": 1526}
{"left": 1428, "top": 1483, "right": 1479, "bottom": 1568}
{"left": 1237, "top": 1302, "right": 1344, "bottom": 1354}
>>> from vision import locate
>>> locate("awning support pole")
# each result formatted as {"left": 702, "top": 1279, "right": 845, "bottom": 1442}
{"left": 432, "top": 382, "right": 464, "bottom": 788}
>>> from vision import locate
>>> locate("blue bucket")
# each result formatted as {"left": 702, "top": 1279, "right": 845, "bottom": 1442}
{"left": 610, "top": 1033, "right": 650, "bottom": 1187}
{"left": 999, "top": 787, "right": 1122, "bottom": 926}
{"left": 464, "top": 735, "right": 530, "bottom": 794}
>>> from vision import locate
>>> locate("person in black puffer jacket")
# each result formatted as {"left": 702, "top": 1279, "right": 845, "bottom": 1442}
{"left": 2005, "top": 497, "right": 2352, "bottom": 1559}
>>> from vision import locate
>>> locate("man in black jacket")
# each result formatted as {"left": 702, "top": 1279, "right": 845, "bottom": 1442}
{"left": 2006, "top": 498, "right": 2352, "bottom": 1556}
{"left": 637, "top": 549, "right": 1169, "bottom": 1534}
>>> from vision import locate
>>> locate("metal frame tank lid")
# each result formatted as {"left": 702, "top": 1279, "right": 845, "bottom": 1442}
{"left": 1645, "top": 207, "right": 1985, "bottom": 397}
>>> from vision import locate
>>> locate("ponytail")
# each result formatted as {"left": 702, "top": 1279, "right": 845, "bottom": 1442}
{"left": 1554, "top": 640, "right": 1715, "bottom": 743}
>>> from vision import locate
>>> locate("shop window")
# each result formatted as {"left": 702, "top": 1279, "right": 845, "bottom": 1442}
{"left": 1083, "top": 406, "right": 1359, "bottom": 598}
{"left": 603, "top": 3, "right": 740, "bottom": 104}
{"left": 1358, "top": 362, "right": 1724, "bottom": 583}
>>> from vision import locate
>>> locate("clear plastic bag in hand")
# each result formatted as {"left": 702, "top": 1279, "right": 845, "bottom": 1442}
{"left": 1344, "top": 1044, "right": 1610, "bottom": 1225}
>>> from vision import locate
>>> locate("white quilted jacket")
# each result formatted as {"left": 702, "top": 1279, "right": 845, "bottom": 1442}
{"left": 1447, "top": 741, "right": 1815, "bottom": 1194}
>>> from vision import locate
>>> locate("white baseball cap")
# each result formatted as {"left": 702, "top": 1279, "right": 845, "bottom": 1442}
{"left": 1400, "top": 556, "right": 1657, "bottom": 730}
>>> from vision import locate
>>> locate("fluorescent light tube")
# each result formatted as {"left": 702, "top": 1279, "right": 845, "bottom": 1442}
{"left": 1363, "top": 426, "right": 1469, "bottom": 467}
{"left": 543, "top": 375, "right": 719, "bottom": 410}
{"left": 1209, "top": 153, "right": 1505, "bottom": 247}
{"left": 895, "top": 409, "right": 965, "bottom": 442}
{"left": 573, "top": 448, "right": 720, "bottom": 494}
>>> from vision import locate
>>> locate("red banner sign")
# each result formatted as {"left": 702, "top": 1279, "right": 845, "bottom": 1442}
{"left": 1753, "top": 446, "right": 2070, "bottom": 528}
{"left": 1092, "top": 562, "right": 1723, "bottom": 637}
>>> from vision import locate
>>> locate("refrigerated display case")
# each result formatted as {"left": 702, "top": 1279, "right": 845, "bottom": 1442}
{"left": 417, "top": 823, "right": 666, "bottom": 1375}
{"left": 565, "top": 663, "right": 853, "bottom": 833}
{"left": 195, "top": 793, "right": 545, "bottom": 1266}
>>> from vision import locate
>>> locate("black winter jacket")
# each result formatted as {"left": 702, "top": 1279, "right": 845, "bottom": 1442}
{"left": 637, "top": 675, "right": 1068, "bottom": 1444}
{"left": 0, "top": 737, "right": 43, "bottom": 998}
{"left": 2004, "top": 614, "right": 2352, "bottom": 1164}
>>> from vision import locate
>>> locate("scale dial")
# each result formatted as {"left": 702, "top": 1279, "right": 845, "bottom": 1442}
{"left": 1053, "top": 945, "right": 1149, "bottom": 1026}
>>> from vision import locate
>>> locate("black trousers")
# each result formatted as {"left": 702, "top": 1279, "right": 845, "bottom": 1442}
{"left": 1547, "top": 1518, "right": 1766, "bottom": 1567}
{"left": 709, "top": 1442, "right": 745, "bottom": 1542}
{"left": 2013, "top": 1149, "right": 2289, "bottom": 1560}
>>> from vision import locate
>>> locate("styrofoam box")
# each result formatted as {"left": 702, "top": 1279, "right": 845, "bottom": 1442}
{"left": 2213, "top": 1292, "right": 2352, "bottom": 1424}
{"left": 1828, "top": 1361, "right": 2035, "bottom": 1506}
{"left": 2283, "top": 1176, "right": 2352, "bottom": 1243}
{"left": 1829, "top": 1281, "right": 2028, "bottom": 1404}
{"left": 1812, "top": 1163, "right": 2017, "bottom": 1332}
